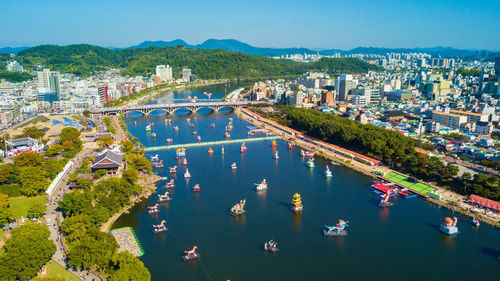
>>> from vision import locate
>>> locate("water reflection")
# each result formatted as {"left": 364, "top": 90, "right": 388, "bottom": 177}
{"left": 292, "top": 211, "right": 302, "bottom": 232}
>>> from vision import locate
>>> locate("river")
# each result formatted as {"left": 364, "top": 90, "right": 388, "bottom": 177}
{"left": 113, "top": 83, "right": 500, "bottom": 281}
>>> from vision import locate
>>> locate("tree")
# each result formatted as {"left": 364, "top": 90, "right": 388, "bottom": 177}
{"left": 59, "top": 191, "right": 92, "bottom": 217}
{"left": 75, "top": 177, "right": 92, "bottom": 190}
{"left": 27, "top": 201, "right": 46, "bottom": 218}
{"left": 94, "top": 169, "right": 107, "bottom": 179}
{"left": 0, "top": 164, "right": 17, "bottom": 184}
{"left": 0, "top": 193, "right": 8, "bottom": 208}
{"left": 108, "top": 252, "right": 151, "bottom": 281}
{"left": 98, "top": 135, "right": 115, "bottom": 148}
{"left": 44, "top": 144, "right": 64, "bottom": 157}
{"left": 19, "top": 166, "right": 51, "bottom": 196}
{"left": 66, "top": 228, "right": 118, "bottom": 271}
{"left": 0, "top": 223, "right": 56, "bottom": 280}
{"left": 14, "top": 152, "right": 45, "bottom": 168}
{"left": 82, "top": 110, "right": 91, "bottom": 117}
{"left": 461, "top": 172, "right": 472, "bottom": 180}
{"left": 127, "top": 154, "right": 151, "bottom": 172}
{"left": 122, "top": 167, "right": 138, "bottom": 184}
{"left": 44, "top": 158, "right": 63, "bottom": 179}
{"left": 21, "top": 126, "right": 45, "bottom": 139}
{"left": 59, "top": 127, "right": 81, "bottom": 143}
{"left": 61, "top": 214, "right": 95, "bottom": 243}
{"left": 121, "top": 140, "right": 135, "bottom": 154}
{"left": 0, "top": 207, "right": 13, "bottom": 226}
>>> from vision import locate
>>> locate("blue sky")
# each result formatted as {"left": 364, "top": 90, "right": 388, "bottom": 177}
{"left": 1, "top": 0, "right": 499, "bottom": 50}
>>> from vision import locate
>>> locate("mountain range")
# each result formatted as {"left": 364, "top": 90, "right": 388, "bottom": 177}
{"left": 1, "top": 39, "right": 498, "bottom": 59}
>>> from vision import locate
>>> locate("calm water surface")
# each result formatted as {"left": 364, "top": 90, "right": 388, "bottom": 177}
{"left": 113, "top": 83, "right": 500, "bottom": 281}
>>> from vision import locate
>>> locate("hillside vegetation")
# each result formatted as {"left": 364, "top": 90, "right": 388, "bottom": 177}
{"left": 8, "top": 44, "right": 383, "bottom": 79}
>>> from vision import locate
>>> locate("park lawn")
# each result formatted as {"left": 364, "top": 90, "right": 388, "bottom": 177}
{"left": 8, "top": 195, "right": 48, "bottom": 219}
{"left": 45, "top": 261, "right": 80, "bottom": 281}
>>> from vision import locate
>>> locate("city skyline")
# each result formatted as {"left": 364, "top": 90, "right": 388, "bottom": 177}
{"left": 1, "top": 0, "right": 499, "bottom": 50}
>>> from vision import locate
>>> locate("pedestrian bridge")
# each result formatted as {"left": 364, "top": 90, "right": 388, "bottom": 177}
{"left": 144, "top": 136, "right": 278, "bottom": 151}
{"left": 92, "top": 101, "right": 260, "bottom": 115}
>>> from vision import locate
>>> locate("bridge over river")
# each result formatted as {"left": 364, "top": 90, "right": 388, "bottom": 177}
{"left": 92, "top": 101, "right": 260, "bottom": 115}
{"left": 144, "top": 136, "right": 278, "bottom": 152}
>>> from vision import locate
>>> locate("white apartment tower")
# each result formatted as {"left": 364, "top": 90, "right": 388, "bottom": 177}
{"left": 156, "top": 65, "right": 173, "bottom": 82}
{"left": 182, "top": 68, "right": 192, "bottom": 82}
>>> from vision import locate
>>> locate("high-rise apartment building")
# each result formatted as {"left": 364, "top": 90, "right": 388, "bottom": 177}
{"left": 156, "top": 65, "right": 173, "bottom": 82}
{"left": 182, "top": 68, "right": 192, "bottom": 82}
{"left": 98, "top": 85, "right": 108, "bottom": 104}
{"left": 335, "top": 74, "right": 356, "bottom": 101}
{"left": 37, "top": 69, "right": 52, "bottom": 91}
{"left": 37, "top": 69, "right": 61, "bottom": 102}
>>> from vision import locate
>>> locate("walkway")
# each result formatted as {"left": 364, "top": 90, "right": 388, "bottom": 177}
{"left": 144, "top": 136, "right": 278, "bottom": 151}
{"left": 44, "top": 148, "right": 105, "bottom": 281}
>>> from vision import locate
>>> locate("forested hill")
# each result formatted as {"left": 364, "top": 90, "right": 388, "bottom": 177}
{"left": 12, "top": 44, "right": 383, "bottom": 78}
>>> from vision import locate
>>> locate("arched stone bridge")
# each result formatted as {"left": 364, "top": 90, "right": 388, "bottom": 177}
{"left": 91, "top": 101, "right": 260, "bottom": 115}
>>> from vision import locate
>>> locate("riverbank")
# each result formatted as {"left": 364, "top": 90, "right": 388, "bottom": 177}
{"left": 100, "top": 173, "right": 161, "bottom": 232}
{"left": 235, "top": 108, "right": 500, "bottom": 228}
{"left": 100, "top": 116, "right": 163, "bottom": 232}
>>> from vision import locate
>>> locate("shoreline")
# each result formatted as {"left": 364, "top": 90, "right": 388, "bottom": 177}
{"left": 100, "top": 115, "right": 163, "bottom": 232}
{"left": 100, "top": 173, "right": 161, "bottom": 232}
{"left": 235, "top": 108, "right": 500, "bottom": 228}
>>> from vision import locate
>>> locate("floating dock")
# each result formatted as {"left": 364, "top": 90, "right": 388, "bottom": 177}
{"left": 110, "top": 227, "right": 145, "bottom": 257}
{"left": 144, "top": 136, "right": 278, "bottom": 151}
{"left": 381, "top": 172, "right": 436, "bottom": 198}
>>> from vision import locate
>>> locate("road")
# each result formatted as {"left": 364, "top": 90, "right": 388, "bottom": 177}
{"left": 44, "top": 149, "right": 105, "bottom": 281}
{"left": 441, "top": 155, "right": 500, "bottom": 177}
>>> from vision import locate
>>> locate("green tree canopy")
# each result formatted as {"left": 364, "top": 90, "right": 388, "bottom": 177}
{"left": 0, "top": 223, "right": 56, "bottom": 280}
{"left": 19, "top": 166, "right": 51, "bottom": 196}
{"left": 66, "top": 228, "right": 118, "bottom": 270}
{"left": 98, "top": 135, "right": 115, "bottom": 149}
{"left": 20, "top": 126, "right": 45, "bottom": 139}
{"left": 14, "top": 152, "right": 46, "bottom": 168}
{"left": 0, "top": 164, "right": 17, "bottom": 184}
{"left": 59, "top": 127, "right": 81, "bottom": 143}
{"left": 45, "top": 144, "right": 64, "bottom": 157}
{"left": 108, "top": 252, "right": 151, "bottom": 281}
{"left": 27, "top": 201, "right": 46, "bottom": 218}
